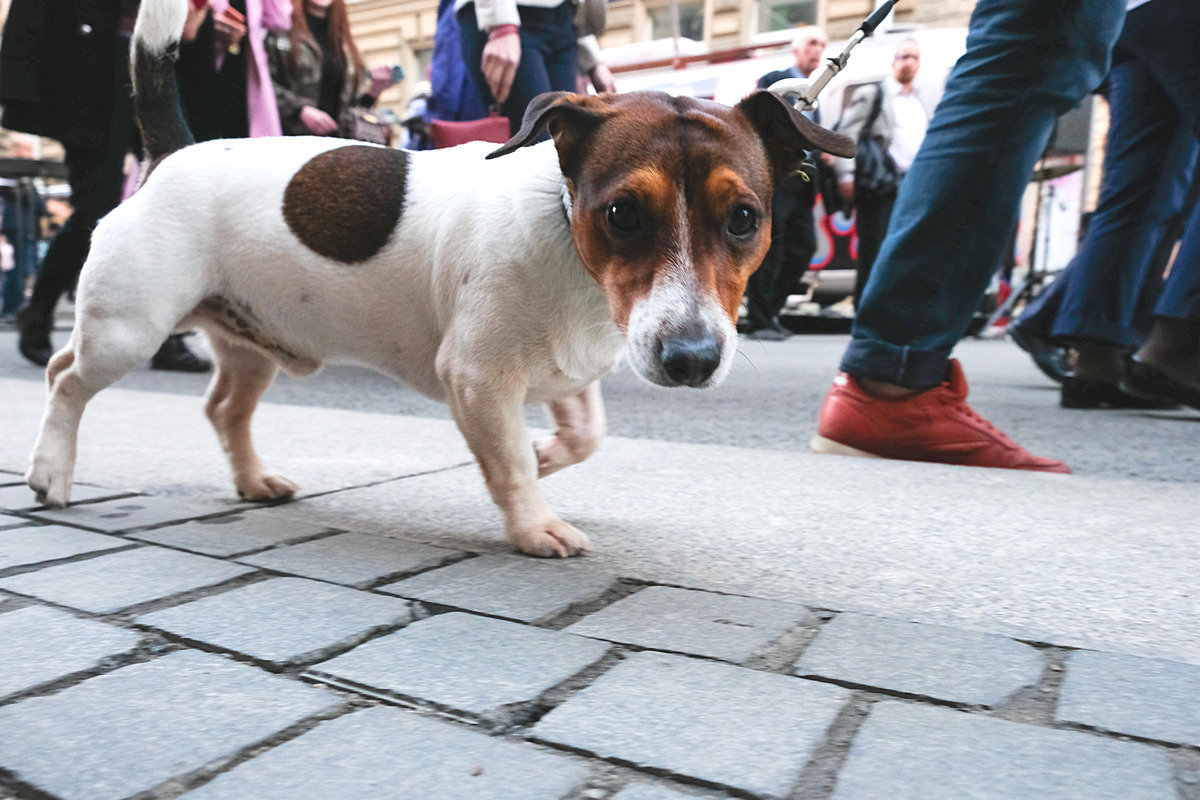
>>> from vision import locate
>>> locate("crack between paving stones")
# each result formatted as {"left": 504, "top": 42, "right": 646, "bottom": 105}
{"left": 1053, "top": 721, "right": 1200, "bottom": 753}
{"left": 987, "top": 646, "right": 1069, "bottom": 726}
{"left": 521, "top": 738, "right": 768, "bottom": 800}
{"left": 786, "top": 693, "right": 876, "bottom": 800}
{"left": 124, "top": 701, "right": 363, "bottom": 800}
{"left": 1172, "top": 750, "right": 1200, "bottom": 800}
{"left": 3, "top": 488, "right": 141, "bottom": 516}
{"left": 170, "top": 526, "right": 349, "bottom": 560}
{"left": 744, "top": 613, "right": 837, "bottom": 674}
{"left": 0, "top": 766, "right": 60, "bottom": 800}
{"left": 106, "top": 571, "right": 274, "bottom": 621}
{"left": 568, "top": 762, "right": 740, "bottom": 800}
{"left": 285, "top": 460, "right": 477, "bottom": 504}
{"left": 137, "top": 609, "right": 424, "bottom": 676}
{"left": 533, "top": 580, "right": 647, "bottom": 631}
{"left": 501, "top": 647, "right": 630, "bottom": 734}
{"left": 0, "top": 540, "right": 142, "bottom": 580}
{"left": 0, "top": 637, "right": 181, "bottom": 709}
{"left": 302, "top": 645, "right": 628, "bottom": 735}
{"left": 790, "top": 674, "right": 996, "bottom": 712}
{"left": 297, "top": 672, "right": 488, "bottom": 727}
{"left": 358, "top": 550, "right": 479, "bottom": 591}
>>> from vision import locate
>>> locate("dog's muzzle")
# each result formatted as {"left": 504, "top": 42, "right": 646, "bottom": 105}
{"left": 625, "top": 276, "right": 737, "bottom": 388}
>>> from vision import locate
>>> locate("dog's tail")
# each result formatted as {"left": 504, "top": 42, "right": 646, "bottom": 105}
{"left": 131, "top": 0, "right": 194, "bottom": 167}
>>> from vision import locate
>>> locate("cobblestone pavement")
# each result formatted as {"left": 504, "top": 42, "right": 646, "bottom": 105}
{"left": 1, "top": 478, "right": 1198, "bottom": 800}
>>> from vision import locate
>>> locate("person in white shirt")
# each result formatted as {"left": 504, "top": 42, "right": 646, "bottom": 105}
{"left": 834, "top": 40, "right": 931, "bottom": 307}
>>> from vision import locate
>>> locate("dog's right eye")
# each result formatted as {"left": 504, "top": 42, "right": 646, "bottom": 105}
{"left": 606, "top": 201, "right": 642, "bottom": 236}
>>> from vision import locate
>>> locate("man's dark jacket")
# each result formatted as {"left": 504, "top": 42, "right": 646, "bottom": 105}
{"left": 0, "top": 0, "right": 122, "bottom": 148}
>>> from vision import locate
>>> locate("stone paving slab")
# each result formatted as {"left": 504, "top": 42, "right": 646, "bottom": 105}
{"left": 611, "top": 785, "right": 700, "bottom": 800}
{"left": 237, "top": 531, "right": 464, "bottom": 588}
{"left": 1057, "top": 650, "right": 1200, "bottom": 746}
{"left": 793, "top": 613, "right": 1045, "bottom": 707}
{"left": 308, "top": 612, "right": 611, "bottom": 721}
{"left": 378, "top": 555, "right": 616, "bottom": 623}
{"left": 565, "top": 585, "right": 811, "bottom": 663}
{"left": 0, "top": 546, "right": 255, "bottom": 613}
{"left": 129, "top": 511, "right": 338, "bottom": 557}
{"left": 136, "top": 577, "right": 417, "bottom": 668}
{"left": 0, "top": 605, "right": 141, "bottom": 699}
{"left": 28, "top": 495, "right": 241, "bottom": 532}
{"left": 0, "top": 512, "right": 32, "bottom": 530}
{"left": 0, "top": 525, "right": 131, "bottom": 571}
{"left": 0, "top": 649, "right": 343, "bottom": 800}
{"left": 531, "top": 651, "right": 850, "bottom": 799}
{"left": 179, "top": 706, "right": 587, "bottom": 800}
{"left": 0, "top": 482, "right": 131, "bottom": 512}
{"left": 830, "top": 702, "right": 1175, "bottom": 800}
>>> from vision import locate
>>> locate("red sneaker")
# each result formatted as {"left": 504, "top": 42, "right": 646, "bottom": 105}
{"left": 811, "top": 360, "right": 1070, "bottom": 473}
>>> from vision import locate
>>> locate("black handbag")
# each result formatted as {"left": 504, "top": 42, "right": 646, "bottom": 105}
{"left": 854, "top": 84, "right": 901, "bottom": 197}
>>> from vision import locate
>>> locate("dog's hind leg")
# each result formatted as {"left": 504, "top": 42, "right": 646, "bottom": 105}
{"left": 204, "top": 336, "right": 296, "bottom": 502}
{"left": 27, "top": 319, "right": 165, "bottom": 507}
{"left": 535, "top": 380, "right": 606, "bottom": 478}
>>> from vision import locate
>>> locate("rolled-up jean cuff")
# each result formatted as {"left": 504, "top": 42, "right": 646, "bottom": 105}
{"left": 839, "top": 338, "right": 955, "bottom": 391}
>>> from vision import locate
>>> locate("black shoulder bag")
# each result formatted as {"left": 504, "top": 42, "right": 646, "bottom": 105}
{"left": 854, "top": 84, "right": 901, "bottom": 197}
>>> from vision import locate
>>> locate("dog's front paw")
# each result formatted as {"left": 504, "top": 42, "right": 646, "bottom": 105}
{"left": 26, "top": 460, "right": 72, "bottom": 508}
{"left": 510, "top": 517, "right": 593, "bottom": 558}
{"left": 236, "top": 474, "right": 298, "bottom": 502}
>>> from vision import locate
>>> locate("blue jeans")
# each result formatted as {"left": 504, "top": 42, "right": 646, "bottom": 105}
{"left": 457, "top": 1, "right": 577, "bottom": 138}
{"left": 1040, "top": 0, "right": 1200, "bottom": 347}
{"left": 1016, "top": 78, "right": 1198, "bottom": 343}
{"left": 841, "top": 0, "right": 1125, "bottom": 390}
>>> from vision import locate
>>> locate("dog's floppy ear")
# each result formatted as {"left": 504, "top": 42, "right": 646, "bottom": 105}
{"left": 735, "top": 90, "right": 856, "bottom": 177}
{"left": 486, "top": 92, "right": 609, "bottom": 172}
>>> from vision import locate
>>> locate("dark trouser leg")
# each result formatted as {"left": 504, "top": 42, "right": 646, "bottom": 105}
{"left": 22, "top": 38, "right": 133, "bottom": 323}
{"left": 852, "top": 189, "right": 895, "bottom": 309}
{"left": 1051, "top": 60, "right": 1192, "bottom": 349}
{"left": 762, "top": 212, "right": 816, "bottom": 320}
{"left": 744, "top": 252, "right": 780, "bottom": 332}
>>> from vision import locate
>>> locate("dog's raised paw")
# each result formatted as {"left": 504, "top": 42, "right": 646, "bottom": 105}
{"left": 236, "top": 474, "right": 299, "bottom": 502}
{"left": 512, "top": 517, "right": 593, "bottom": 558}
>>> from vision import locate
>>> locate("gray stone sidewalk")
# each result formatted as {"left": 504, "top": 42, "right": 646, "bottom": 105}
{"left": 1, "top": 481, "right": 1198, "bottom": 800}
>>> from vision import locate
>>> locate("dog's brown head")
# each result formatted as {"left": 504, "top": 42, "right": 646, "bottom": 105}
{"left": 488, "top": 90, "right": 854, "bottom": 388}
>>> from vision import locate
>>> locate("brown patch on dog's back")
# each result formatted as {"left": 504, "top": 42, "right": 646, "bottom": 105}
{"left": 283, "top": 146, "right": 408, "bottom": 263}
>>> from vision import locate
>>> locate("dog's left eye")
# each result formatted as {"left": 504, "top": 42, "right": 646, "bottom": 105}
{"left": 727, "top": 205, "right": 758, "bottom": 237}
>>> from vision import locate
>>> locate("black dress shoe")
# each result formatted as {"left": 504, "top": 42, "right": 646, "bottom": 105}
{"left": 150, "top": 334, "right": 212, "bottom": 373}
{"left": 1125, "top": 356, "right": 1200, "bottom": 412}
{"left": 1060, "top": 376, "right": 1179, "bottom": 410}
{"left": 15, "top": 305, "right": 53, "bottom": 367}
{"left": 1009, "top": 325, "right": 1071, "bottom": 384}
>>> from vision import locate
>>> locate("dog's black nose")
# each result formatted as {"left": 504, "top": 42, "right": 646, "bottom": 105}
{"left": 660, "top": 334, "right": 722, "bottom": 386}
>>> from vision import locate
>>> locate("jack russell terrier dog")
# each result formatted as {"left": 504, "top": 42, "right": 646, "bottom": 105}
{"left": 27, "top": 0, "right": 853, "bottom": 557}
